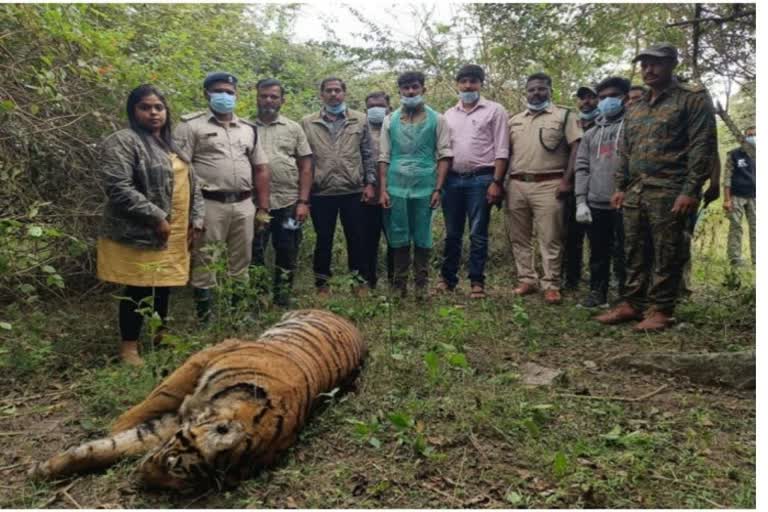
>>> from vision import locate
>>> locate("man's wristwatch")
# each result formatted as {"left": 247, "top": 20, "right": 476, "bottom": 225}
{"left": 433, "top": 188, "right": 442, "bottom": 194}
{"left": 492, "top": 177, "right": 504, "bottom": 186}
{"left": 297, "top": 199, "right": 310, "bottom": 205}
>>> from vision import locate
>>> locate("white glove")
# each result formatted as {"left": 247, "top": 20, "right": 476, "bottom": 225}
{"left": 575, "top": 202, "right": 592, "bottom": 224}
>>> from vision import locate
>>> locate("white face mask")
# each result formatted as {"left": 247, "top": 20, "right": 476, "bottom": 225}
{"left": 527, "top": 99, "right": 550, "bottom": 112}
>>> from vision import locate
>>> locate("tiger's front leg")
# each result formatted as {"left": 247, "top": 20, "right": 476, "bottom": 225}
{"left": 111, "top": 342, "right": 242, "bottom": 433}
{"left": 30, "top": 414, "right": 180, "bottom": 479}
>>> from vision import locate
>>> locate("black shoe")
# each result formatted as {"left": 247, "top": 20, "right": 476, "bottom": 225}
{"left": 563, "top": 281, "right": 580, "bottom": 292}
{"left": 580, "top": 290, "right": 608, "bottom": 308}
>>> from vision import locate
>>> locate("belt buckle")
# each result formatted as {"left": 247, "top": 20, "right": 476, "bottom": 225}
{"left": 523, "top": 174, "right": 534, "bottom": 183}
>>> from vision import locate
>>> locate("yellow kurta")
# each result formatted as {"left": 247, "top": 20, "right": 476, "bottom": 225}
{"left": 97, "top": 154, "right": 191, "bottom": 287}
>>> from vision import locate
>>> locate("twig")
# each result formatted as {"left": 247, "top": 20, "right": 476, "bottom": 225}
{"left": 0, "top": 431, "right": 29, "bottom": 437}
{"left": 39, "top": 479, "right": 79, "bottom": 508}
{"left": 699, "top": 496, "right": 727, "bottom": 509}
{"left": 0, "top": 462, "right": 32, "bottom": 472}
{"left": 0, "top": 388, "right": 76, "bottom": 406}
{"left": 62, "top": 490, "right": 81, "bottom": 509}
{"left": 422, "top": 482, "right": 458, "bottom": 505}
{"left": 0, "top": 405, "right": 59, "bottom": 421}
{"left": 557, "top": 384, "right": 669, "bottom": 402}
{"left": 183, "top": 489, "right": 213, "bottom": 509}
{"left": 649, "top": 472, "right": 714, "bottom": 491}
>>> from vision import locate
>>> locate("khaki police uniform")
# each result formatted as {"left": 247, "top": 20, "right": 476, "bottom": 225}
{"left": 506, "top": 104, "right": 582, "bottom": 290}
{"left": 174, "top": 111, "right": 269, "bottom": 289}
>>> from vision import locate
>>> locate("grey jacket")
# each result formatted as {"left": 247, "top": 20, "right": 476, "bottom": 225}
{"left": 574, "top": 113, "right": 625, "bottom": 210}
{"left": 99, "top": 129, "right": 204, "bottom": 249}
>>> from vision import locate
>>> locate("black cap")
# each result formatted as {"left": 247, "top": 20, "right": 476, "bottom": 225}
{"left": 633, "top": 43, "right": 678, "bottom": 62}
{"left": 595, "top": 76, "right": 631, "bottom": 95}
{"left": 203, "top": 71, "right": 238, "bottom": 89}
{"left": 575, "top": 86, "right": 596, "bottom": 99}
{"left": 456, "top": 64, "right": 485, "bottom": 83}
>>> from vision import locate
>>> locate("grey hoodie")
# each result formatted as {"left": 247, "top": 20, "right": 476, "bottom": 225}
{"left": 574, "top": 112, "right": 625, "bottom": 209}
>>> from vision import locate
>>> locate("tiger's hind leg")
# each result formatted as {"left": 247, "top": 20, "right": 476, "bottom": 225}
{"left": 31, "top": 414, "right": 179, "bottom": 480}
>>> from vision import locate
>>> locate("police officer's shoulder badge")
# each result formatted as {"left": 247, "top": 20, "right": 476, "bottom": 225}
{"left": 180, "top": 111, "right": 207, "bottom": 122}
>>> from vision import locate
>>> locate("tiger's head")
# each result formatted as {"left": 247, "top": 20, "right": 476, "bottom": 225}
{"left": 137, "top": 407, "right": 249, "bottom": 491}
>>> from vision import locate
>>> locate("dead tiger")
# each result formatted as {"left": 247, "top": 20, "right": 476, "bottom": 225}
{"left": 30, "top": 309, "right": 366, "bottom": 490}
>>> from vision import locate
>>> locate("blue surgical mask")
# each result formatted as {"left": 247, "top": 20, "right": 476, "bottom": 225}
{"left": 459, "top": 91, "right": 480, "bottom": 104}
{"left": 579, "top": 108, "right": 599, "bottom": 121}
{"left": 400, "top": 95, "right": 424, "bottom": 110}
{"left": 367, "top": 106, "right": 387, "bottom": 125}
{"left": 209, "top": 92, "right": 236, "bottom": 114}
{"left": 745, "top": 135, "right": 755, "bottom": 145}
{"left": 527, "top": 100, "right": 550, "bottom": 112}
{"left": 598, "top": 97, "right": 624, "bottom": 118}
{"left": 325, "top": 102, "right": 346, "bottom": 115}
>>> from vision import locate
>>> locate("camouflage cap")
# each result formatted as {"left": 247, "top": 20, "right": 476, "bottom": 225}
{"left": 575, "top": 86, "right": 596, "bottom": 98}
{"left": 633, "top": 43, "right": 678, "bottom": 62}
{"left": 203, "top": 71, "right": 238, "bottom": 89}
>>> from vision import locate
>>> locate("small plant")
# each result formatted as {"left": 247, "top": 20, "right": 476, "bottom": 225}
{"left": 386, "top": 411, "right": 434, "bottom": 458}
{"left": 423, "top": 342, "right": 472, "bottom": 385}
{"left": 347, "top": 416, "right": 383, "bottom": 449}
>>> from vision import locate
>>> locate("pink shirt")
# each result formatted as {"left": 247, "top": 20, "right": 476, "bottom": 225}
{"left": 444, "top": 97, "right": 510, "bottom": 172}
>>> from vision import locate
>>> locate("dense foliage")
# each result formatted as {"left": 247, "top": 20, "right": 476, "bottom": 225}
{"left": 0, "top": 3, "right": 755, "bottom": 303}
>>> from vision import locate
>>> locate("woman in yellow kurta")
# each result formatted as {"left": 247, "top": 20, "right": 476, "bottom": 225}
{"left": 97, "top": 84, "right": 204, "bottom": 366}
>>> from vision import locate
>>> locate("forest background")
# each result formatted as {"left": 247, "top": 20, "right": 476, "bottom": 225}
{"left": 0, "top": 2, "right": 756, "bottom": 302}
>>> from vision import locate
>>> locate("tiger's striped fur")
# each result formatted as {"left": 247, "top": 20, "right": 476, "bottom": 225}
{"left": 30, "top": 310, "right": 366, "bottom": 490}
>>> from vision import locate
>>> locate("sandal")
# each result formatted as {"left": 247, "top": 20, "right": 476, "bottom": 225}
{"left": 470, "top": 283, "right": 486, "bottom": 299}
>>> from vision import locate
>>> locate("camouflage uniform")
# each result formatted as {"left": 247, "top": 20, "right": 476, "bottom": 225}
{"left": 616, "top": 79, "right": 717, "bottom": 314}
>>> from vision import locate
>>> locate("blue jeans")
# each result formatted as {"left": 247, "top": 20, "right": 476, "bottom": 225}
{"left": 440, "top": 172, "right": 493, "bottom": 287}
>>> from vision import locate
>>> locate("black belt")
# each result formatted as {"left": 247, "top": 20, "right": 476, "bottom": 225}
{"left": 448, "top": 166, "right": 495, "bottom": 178}
{"left": 201, "top": 190, "right": 252, "bottom": 203}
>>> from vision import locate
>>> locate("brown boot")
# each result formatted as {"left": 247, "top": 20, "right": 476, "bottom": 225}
{"left": 119, "top": 341, "right": 144, "bottom": 367}
{"left": 632, "top": 310, "right": 673, "bottom": 332}
{"left": 594, "top": 302, "right": 643, "bottom": 325}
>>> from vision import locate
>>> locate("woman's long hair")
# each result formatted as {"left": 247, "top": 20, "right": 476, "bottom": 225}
{"left": 126, "top": 84, "right": 188, "bottom": 162}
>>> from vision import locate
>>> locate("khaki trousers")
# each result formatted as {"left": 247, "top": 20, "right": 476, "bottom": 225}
{"left": 505, "top": 179, "right": 564, "bottom": 290}
{"left": 190, "top": 198, "right": 255, "bottom": 289}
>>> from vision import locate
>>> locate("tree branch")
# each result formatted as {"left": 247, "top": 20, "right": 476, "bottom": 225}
{"left": 667, "top": 10, "right": 755, "bottom": 27}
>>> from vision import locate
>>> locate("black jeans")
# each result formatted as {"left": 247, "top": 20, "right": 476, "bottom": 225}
{"left": 310, "top": 192, "right": 366, "bottom": 288}
{"left": 252, "top": 206, "right": 302, "bottom": 296}
{"left": 359, "top": 202, "right": 392, "bottom": 288}
{"left": 563, "top": 193, "right": 586, "bottom": 287}
{"left": 587, "top": 208, "right": 624, "bottom": 294}
{"left": 119, "top": 286, "right": 170, "bottom": 341}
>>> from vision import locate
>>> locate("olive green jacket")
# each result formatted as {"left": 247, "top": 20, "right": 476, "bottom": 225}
{"left": 300, "top": 108, "right": 376, "bottom": 196}
{"left": 99, "top": 129, "right": 205, "bottom": 249}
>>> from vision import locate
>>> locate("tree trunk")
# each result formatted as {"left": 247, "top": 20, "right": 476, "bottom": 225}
{"left": 608, "top": 351, "right": 755, "bottom": 390}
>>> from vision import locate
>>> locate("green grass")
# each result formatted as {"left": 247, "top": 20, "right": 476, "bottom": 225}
{"left": 0, "top": 203, "right": 755, "bottom": 508}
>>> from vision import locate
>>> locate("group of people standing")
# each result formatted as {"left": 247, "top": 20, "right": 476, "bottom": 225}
{"left": 95, "top": 42, "right": 754, "bottom": 366}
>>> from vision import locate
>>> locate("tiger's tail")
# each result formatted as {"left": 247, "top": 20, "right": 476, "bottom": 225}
{"left": 29, "top": 413, "right": 179, "bottom": 479}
